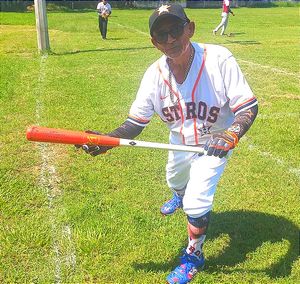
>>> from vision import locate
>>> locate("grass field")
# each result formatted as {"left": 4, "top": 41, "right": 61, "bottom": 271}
{"left": 0, "top": 6, "right": 299, "bottom": 284}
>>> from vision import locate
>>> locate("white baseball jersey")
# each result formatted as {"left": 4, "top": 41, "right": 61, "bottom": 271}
{"left": 222, "top": 0, "right": 231, "bottom": 17}
{"left": 127, "top": 43, "right": 257, "bottom": 146}
{"left": 223, "top": 0, "right": 230, "bottom": 13}
{"left": 97, "top": 2, "right": 112, "bottom": 16}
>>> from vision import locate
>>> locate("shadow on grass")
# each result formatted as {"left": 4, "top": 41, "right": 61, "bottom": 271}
{"left": 214, "top": 32, "right": 246, "bottom": 37}
{"left": 224, "top": 39, "right": 261, "bottom": 45}
{"left": 227, "top": 32, "right": 246, "bottom": 36}
{"left": 212, "top": 32, "right": 261, "bottom": 45}
{"left": 133, "top": 210, "right": 299, "bottom": 279}
{"left": 51, "top": 46, "right": 154, "bottom": 56}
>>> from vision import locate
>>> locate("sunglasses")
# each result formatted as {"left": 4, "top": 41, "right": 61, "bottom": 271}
{"left": 153, "top": 22, "right": 188, "bottom": 44}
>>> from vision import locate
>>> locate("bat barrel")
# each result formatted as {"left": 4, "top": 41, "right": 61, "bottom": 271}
{"left": 26, "top": 126, "right": 120, "bottom": 146}
{"left": 26, "top": 126, "right": 87, "bottom": 144}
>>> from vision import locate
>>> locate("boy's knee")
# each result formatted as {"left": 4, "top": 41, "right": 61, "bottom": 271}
{"left": 187, "top": 211, "right": 211, "bottom": 236}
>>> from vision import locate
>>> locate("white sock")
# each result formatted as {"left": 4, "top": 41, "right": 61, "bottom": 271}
{"left": 186, "top": 235, "right": 206, "bottom": 259}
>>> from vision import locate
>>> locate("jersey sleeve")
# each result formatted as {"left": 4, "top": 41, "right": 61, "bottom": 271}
{"left": 221, "top": 53, "right": 258, "bottom": 115}
{"left": 127, "top": 67, "right": 156, "bottom": 127}
{"left": 107, "top": 4, "right": 112, "bottom": 13}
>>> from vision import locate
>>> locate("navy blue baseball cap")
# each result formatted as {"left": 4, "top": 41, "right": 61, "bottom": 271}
{"left": 149, "top": 4, "right": 190, "bottom": 36}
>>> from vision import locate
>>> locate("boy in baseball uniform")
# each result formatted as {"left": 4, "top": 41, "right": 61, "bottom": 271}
{"left": 97, "top": 0, "right": 112, "bottom": 39}
{"left": 213, "top": 0, "right": 235, "bottom": 36}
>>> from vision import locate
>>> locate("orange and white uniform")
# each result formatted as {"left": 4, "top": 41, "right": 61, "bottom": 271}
{"left": 127, "top": 43, "right": 257, "bottom": 217}
{"left": 213, "top": 0, "right": 233, "bottom": 35}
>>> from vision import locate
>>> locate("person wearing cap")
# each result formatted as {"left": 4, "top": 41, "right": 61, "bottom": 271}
{"left": 78, "top": 3, "right": 258, "bottom": 283}
{"left": 213, "top": 0, "right": 235, "bottom": 36}
{"left": 97, "top": 0, "right": 112, "bottom": 39}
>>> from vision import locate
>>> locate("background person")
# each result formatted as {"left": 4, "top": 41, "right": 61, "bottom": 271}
{"left": 213, "top": 0, "right": 235, "bottom": 36}
{"left": 97, "top": 0, "right": 112, "bottom": 39}
{"left": 78, "top": 4, "right": 258, "bottom": 284}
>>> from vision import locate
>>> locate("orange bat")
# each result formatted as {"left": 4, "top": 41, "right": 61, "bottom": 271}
{"left": 26, "top": 126, "right": 120, "bottom": 147}
{"left": 26, "top": 126, "right": 204, "bottom": 154}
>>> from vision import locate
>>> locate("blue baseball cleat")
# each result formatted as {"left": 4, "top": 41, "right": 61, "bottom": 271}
{"left": 160, "top": 193, "right": 183, "bottom": 215}
{"left": 166, "top": 252, "right": 205, "bottom": 284}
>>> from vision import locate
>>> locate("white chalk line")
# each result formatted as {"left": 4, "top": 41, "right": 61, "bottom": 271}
{"left": 111, "top": 22, "right": 149, "bottom": 36}
{"left": 253, "top": 113, "right": 300, "bottom": 180}
{"left": 36, "top": 55, "right": 76, "bottom": 283}
{"left": 238, "top": 59, "right": 299, "bottom": 78}
{"left": 243, "top": 137, "right": 300, "bottom": 180}
{"left": 111, "top": 22, "right": 298, "bottom": 79}
{"left": 38, "top": 143, "right": 62, "bottom": 283}
{"left": 111, "top": 23, "right": 298, "bottom": 78}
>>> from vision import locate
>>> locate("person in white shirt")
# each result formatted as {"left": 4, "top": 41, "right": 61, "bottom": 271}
{"left": 78, "top": 4, "right": 258, "bottom": 284}
{"left": 213, "top": 0, "right": 235, "bottom": 36}
{"left": 96, "top": 0, "right": 112, "bottom": 39}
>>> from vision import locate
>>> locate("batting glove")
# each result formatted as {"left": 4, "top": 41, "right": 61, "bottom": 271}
{"left": 204, "top": 131, "right": 239, "bottom": 158}
{"left": 75, "top": 130, "right": 112, "bottom": 156}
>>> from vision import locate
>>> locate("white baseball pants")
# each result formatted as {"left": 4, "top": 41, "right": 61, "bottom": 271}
{"left": 213, "top": 12, "right": 229, "bottom": 35}
{"left": 166, "top": 148, "right": 230, "bottom": 219}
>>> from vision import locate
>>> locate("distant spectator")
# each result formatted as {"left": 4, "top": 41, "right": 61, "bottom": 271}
{"left": 213, "top": 0, "right": 234, "bottom": 36}
{"left": 97, "top": 0, "right": 112, "bottom": 39}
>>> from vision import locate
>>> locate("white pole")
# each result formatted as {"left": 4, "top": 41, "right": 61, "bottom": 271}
{"left": 34, "top": 0, "right": 50, "bottom": 53}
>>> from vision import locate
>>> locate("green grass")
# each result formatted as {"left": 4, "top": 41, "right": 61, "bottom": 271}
{"left": 0, "top": 7, "right": 299, "bottom": 283}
